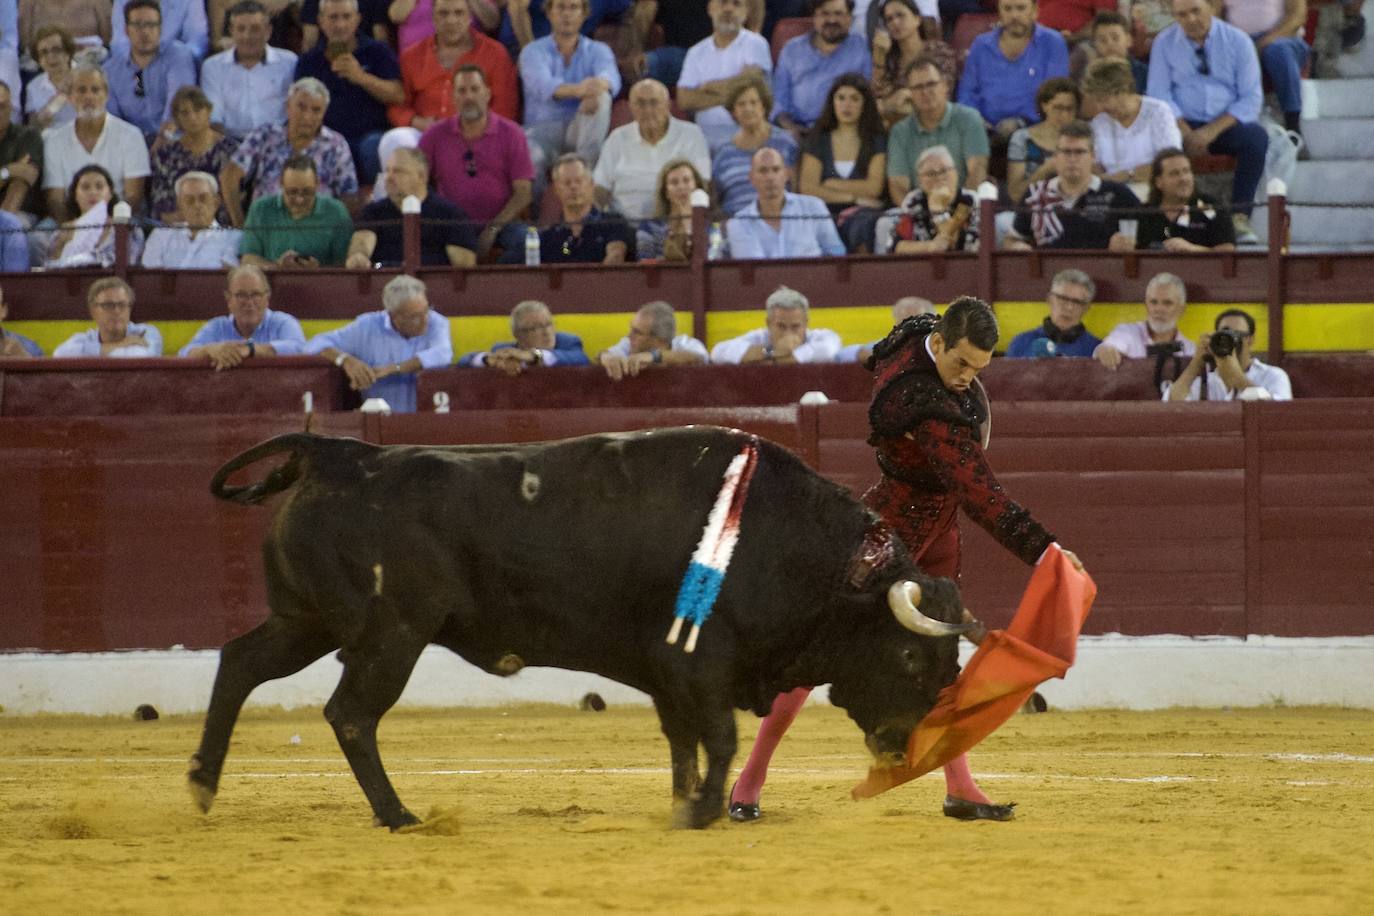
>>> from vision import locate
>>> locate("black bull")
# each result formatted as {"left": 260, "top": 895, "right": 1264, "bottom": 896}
{"left": 189, "top": 427, "right": 975, "bottom": 829}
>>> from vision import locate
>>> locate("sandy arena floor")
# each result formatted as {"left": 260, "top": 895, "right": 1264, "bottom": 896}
{"left": 2, "top": 703, "right": 1372, "bottom": 915}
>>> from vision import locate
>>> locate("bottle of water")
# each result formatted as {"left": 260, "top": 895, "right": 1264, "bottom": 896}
{"left": 525, "top": 226, "right": 540, "bottom": 266}
{"left": 707, "top": 222, "right": 725, "bottom": 261}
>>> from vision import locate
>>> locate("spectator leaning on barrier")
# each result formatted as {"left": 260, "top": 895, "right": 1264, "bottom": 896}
{"left": 886, "top": 55, "right": 988, "bottom": 200}
{"left": 457, "top": 299, "right": 591, "bottom": 373}
{"left": 1005, "top": 268, "right": 1102, "bottom": 357}
{"left": 103, "top": 0, "right": 198, "bottom": 142}
{"left": 834, "top": 295, "right": 935, "bottom": 363}
{"left": 1164, "top": 307, "right": 1292, "bottom": 401}
{"left": 240, "top": 154, "right": 354, "bottom": 268}
{"left": 142, "top": 170, "right": 243, "bottom": 268}
{"left": 541, "top": 153, "right": 634, "bottom": 263}
{"left": 0, "top": 284, "right": 44, "bottom": 357}
{"left": 53, "top": 276, "right": 164, "bottom": 358}
{"left": 348, "top": 146, "right": 477, "bottom": 267}
{"left": 179, "top": 264, "right": 307, "bottom": 368}
{"left": 726, "top": 146, "right": 845, "bottom": 259}
{"left": 710, "top": 284, "right": 842, "bottom": 364}
{"left": 1094, "top": 270, "right": 1196, "bottom": 368}
{"left": 42, "top": 64, "right": 151, "bottom": 219}
{"left": 675, "top": 0, "right": 773, "bottom": 152}
{"left": 592, "top": 78, "right": 712, "bottom": 222}
{"left": 597, "top": 299, "right": 709, "bottom": 379}
{"left": 307, "top": 273, "right": 453, "bottom": 413}
{"left": 887, "top": 144, "right": 979, "bottom": 254}
{"left": 200, "top": 0, "right": 300, "bottom": 142}
{"left": 772, "top": 0, "right": 873, "bottom": 140}
{"left": 0, "top": 80, "right": 44, "bottom": 218}
{"left": 957, "top": 0, "right": 1070, "bottom": 138}
{"left": 390, "top": 0, "right": 519, "bottom": 130}
{"left": 1135, "top": 147, "right": 1236, "bottom": 251}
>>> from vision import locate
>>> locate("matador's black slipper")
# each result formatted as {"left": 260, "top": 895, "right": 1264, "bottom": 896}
{"left": 942, "top": 795, "right": 1016, "bottom": 821}
{"left": 728, "top": 782, "right": 762, "bottom": 822}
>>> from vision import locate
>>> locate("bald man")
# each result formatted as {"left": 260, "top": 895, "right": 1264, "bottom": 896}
{"left": 835, "top": 297, "right": 937, "bottom": 363}
{"left": 591, "top": 78, "right": 711, "bottom": 220}
{"left": 724, "top": 146, "right": 844, "bottom": 259}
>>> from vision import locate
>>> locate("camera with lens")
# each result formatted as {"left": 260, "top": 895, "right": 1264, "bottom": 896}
{"left": 1208, "top": 328, "right": 1242, "bottom": 359}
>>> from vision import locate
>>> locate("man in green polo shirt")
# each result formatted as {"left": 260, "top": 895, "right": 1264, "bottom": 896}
{"left": 886, "top": 57, "right": 989, "bottom": 201}
{"left": 240, "top": 154, "right": 352, "bottom": 268}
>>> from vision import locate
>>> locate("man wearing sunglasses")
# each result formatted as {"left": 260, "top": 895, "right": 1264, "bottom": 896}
{"left": 103, "top": 0, "right": 197, "bottom": 142}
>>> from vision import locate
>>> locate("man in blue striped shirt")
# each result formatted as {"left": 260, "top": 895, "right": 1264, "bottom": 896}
{"left": 179, "top": 265, "right": 308, "bottom": 369}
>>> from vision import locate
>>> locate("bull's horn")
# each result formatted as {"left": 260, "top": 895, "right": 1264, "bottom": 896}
{"left": 887, "top": 581, "right": 970, "bottom": 637}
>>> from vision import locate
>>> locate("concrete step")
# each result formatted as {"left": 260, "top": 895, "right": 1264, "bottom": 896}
{"left": 1301, "top": 78, "right": 1374, "bottom": 118}
{"left": 1300, "top": 117, "right": 1374, "bottom": 158}
{"left": 1289, "top": 160, "right": 1374, "bottom": 205}
{"left": 1333, "top": 25, "right": 1374, "bottom": 78}
{"left": 1254, "top": 204, "right": 1374, "bottom": 248}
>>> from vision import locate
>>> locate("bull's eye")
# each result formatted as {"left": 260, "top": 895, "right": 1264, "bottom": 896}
{"left": 900, "top": 646, "right": 925, "bottom": 677}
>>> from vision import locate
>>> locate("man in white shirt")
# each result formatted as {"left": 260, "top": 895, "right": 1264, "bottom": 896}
{"left": 142, "top": 172, "right": 243, "bottom": 268}
{"left": 710, "top": 284, "right": 841, "bottom": 364}
{"left": 53, "top": 277, "right": 163, "bottom": 358}
{"left": 42, "top": 65, "right": 151, "bottom": 217}
{"left": 592, "top": 78, "right": 710, "bottom": 220}
{"left": 1094, "top": 271, "right": 1197, "bottom": 368}
{"left": 1164, "top": 308, "right": 1293, "bottom": 400}
{"left": 675, "top": 0, "right": 773, "bottom": 151}
{"left": 200, "top": 0, "right": 299, "bottom": 140}
{"left": 597, "top": 299, "right": 708, "bottom": 379}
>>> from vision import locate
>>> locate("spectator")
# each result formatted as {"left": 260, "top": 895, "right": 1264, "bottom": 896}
{"left": 1003, "top": 120, "right": 1138, "bottom": 250}
{"left": 887, "top": 144, "right": 978, "bottom": 253}
{"left": 1146, "top": 0, "right": 1267, "bottom": 242}
{"left": 1089, "top": 11, "right": 1147, "bottom": 94}
{"left": 0, "top": 208, "right": 26, "bottom": 271}
{"left": 636, "top": 158, "right": 712, "bottom": 261}
{"left": 0, "top": 80, "right": 44, "bottom": 217}
{"left": 676, "top": 0, "right": 773, "bottom": 152}
{"left": 727, "top": 146, "right": 845, "bottom": 258}
{"left": 886, "top": 56, "right": 988, "bottom": 200}
{"left": 53, "top": 276, "right": 163, "bottom": 357}
{"left": 1006, "top": 77, "right": 1079, "bottom": 204}
{"left": 1222, "top": 0, "right": 1309, "bottom": 138}
{"left": 240, "top": 154, "right": 353, "bottom": 267}
{"left": 540, "top": 153, "right": 633, "bottom": 263}
{"left": 772, "top": 0, "right": 872, "bottom": 139}
{"left": 1341, "top": 0, "right": 1365, "bottom": 50}
{"left": 149, "top": 86, "right": 239, "bottom": 224}
{"left": 102, "top": 0, "right": 198, "bottom": 142}
{"left": 296, "top": 0, "right": 405, "bottom": 185}
{"left": 1082, "top": 57, "right": 1180, "bottom": 198}
{"left": 25, "top": 26, "right": 78, "bottom": 130}
{"left": 42, "top": 64, "right": 151, "bottom": 218}
{"left": 299, "top": 0, "right": 393, "bottom": 52}
{"left": 47, "top": 163, "right": 145, "bottom": 267}
{"left": 834, "top": 294, "right": 935, "bottom": 362}
{"left": 592, "top": 78, "right": 711, "bottom": 221}
{"left": 711, "top": 76, "right": 799, "bottom": 217}
{"left": 0, "top": 284, "right": 43, "bottom": 357}
{"left": 519, "top": 0, "right": 621, "bottom": 201}
{"left": 306, "top": 273, "right": 453, "bottom": 413}
{"left": 200, "top": 0, "right": 299, "bottom": 142}
{"left": 1037, "top": 0, "right": 1115, "bottom": 48}
{"left": 799, "top": 73, "right": 887, "bottom": 252}
{"left": 390, "top": 0, "right": 519, "bottom": 130}
{"left": 869, "top": 0, "right": 954, "bottom": 128}
{"left": 710, "top": 284, "right": 841, "bottom": 363}
{"left": 221, "top": 77, "right": 358, "bottom": 228}
{"left": 958, "top": 0, "right": 1070, "bottom": 136}
{"left": 458, "top": 299, "right": 591, "bottom": 372}
{"left": 417, "top": 64, "right": 534, "bottom": 261}
{"left": 597, "top": 299, "right": 709, "bottom": 379}
{"left": 179, "top": 264, "right": 307, "bottom": 368}
{"left": 1135, "top": 146, "right": 1236, "bottom": 251}
{"left": 347, "top": 146, "right": 477, "bottom": 267}
{"left": 142, "top": 170, "right": 243, "bottom": 268}
{"left": 615, "top": 0, "right": 764, "bottom": 90}
{"left": 111, "top": 0, "right": 210, "bottom": 62}
{"left": 1164, "top": 307, "right": 1292, "bottom": 400}
{"left": 1005, "top": 268, "right": 1102, "bottom": 356}
{"left": 18, "top": 0, "right": 112, "bottom": 53}
{"left": 498, "top": 0, "right": 630, "bottom": 57}
{"left": 1093, "top": 270, "right": 1196, "bottom": 368}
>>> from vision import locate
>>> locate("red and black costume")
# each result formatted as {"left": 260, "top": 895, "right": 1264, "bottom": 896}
{"left": 861, "top": 315, "right": 1054, "bottom": 580}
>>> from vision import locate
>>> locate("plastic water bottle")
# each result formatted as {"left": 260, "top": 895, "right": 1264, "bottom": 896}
{"left": 525, "top": 226, "right": 540, "bottom": 266}
{"left": 707, "top": 222, "right": 725, "bottom": 261}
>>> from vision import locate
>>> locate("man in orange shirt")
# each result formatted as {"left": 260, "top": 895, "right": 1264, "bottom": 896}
{"left": 390, "top": 0, "right": 519, "bottom": 130}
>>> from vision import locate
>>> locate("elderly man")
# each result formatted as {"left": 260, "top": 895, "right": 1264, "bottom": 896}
{"left": 457, "top": 299, "right": 590, "bottom": 373}
{"left": 958, "top": 0, "right": 1070, "bottom": 135}
{"left": 726, "top": 147, "right": 844, "bottom": 259}
{"left": 592, "top": 79, "right": 711, "bottom": 220}
{"left": 391, "top": 0, "right": 518, "bottom": 130}
{"left": 112, "top": 0, "right": 210, "bottom": 61}
{"left": 42, "top": 65, "right": 151, "bottom": 217}
{"left": 772, "top": 0, "right": 872, "bottom": 139}
{"left": 103, "top": 0, "right": 197, "bottom": 141}
{"left": 1136, "top": 148, "right": 1237, "bottom": 251}
{"left": 307, "top": 274, "right": 453, "bottom": 413}
{"left": 221, "top": 77, "right": 358, "bottom": 228}
{"left": 540, "top": 154, "right": 633, "bottom": 263}
{"left": 179, "top": 264, "right": 307, "bottom": 369}
{"left": 710, "top": 285, "right": 841, "bottom": 364}
{"left": 348, "top": 147, "right": 477, "bottom": 267}
{"left": 676, "top": 0, "right": 773, "bottom": 151}
{"left": 0, "top": 285, "right": 43, "bottom": 357}
{"left": 887, "top": 57, "right": 989, "bottom": 198}
{"left": 142, "top": 172, "right": 243, "bottom": 268}
{"left": 295, "top": 0, "right": 404, "bottom": 185}
{"left": 201, "top": 0, "right": 300, "bottom": 141}
{"left": 1147, "top": 0, "right": 1267, "bottom": 242}
{"left": 53, "top": 277, "right": 163, "bottom": 358}
{"left": 1006, "top": 269, "right": 1102, "bottom": 357}
{"left": 597, "top": 299, "right": 708, "bottom": 379}
{"left": 1164, "top": 308, "right": 1293, "bottom": 401}
{"left": 834, "top": 296, "right": 935, "bottom": 362}
{"left": 240, "top": 155, "right": 353, "bottom": 267}
{"left": 1094, "top": 271, "right": 1197, "bottom": 368}
{"left": 419, "top": 64, "right": 534, "bottom": 261}
{"left": 0, "top": 81, "right": 44, "bottom": 218}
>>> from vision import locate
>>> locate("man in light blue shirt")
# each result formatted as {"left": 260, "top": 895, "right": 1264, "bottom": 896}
{"left": 727, "top": 147, "right": 845, "bottom": 259}
{"left": 306, "top": 274, "right": 453, "bottom": 413}
{"left": 772, "top": 0, "right": 872, "bottom": 137}
{"left": 957, "top": 0, "right": 1069, "bottom": 131}
{"left": 53, "top": 277, "right": 164, "bottom": 358}
{"left": 103, "top": 0, "right": 198, "bottom": 141}
{"left": 1147, "top": 0, "right": 1267, "bottom": 234}
{"left": 200, "top": 0, "right": 299, "bottom": 140}
{"left": 112, "top": 0, "right": 211, "bottom": 63}
{"left": 179, "top": 265, "right": 307, "bottom": 369}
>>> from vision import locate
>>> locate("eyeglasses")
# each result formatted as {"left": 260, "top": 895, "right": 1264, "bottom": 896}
{"left": 1195, "top": 45, "right": 1209, "bottom": 76}
{"left": 133, "top": 69, "right": 145, "bottom": 98}
{"left": 463, "top": 149, "right": 476, "bottom": 178}
{"left": 1050, "top": 291, "right": 1091, "bottom": 307}
{"left": 231, "top": 290, "right": 269, "bottom": 302}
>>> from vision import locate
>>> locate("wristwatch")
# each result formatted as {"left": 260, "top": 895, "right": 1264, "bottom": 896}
{"left": 762, "top": 344, "right": 775, "bottom": 361}
{"left": 0, "top": 167, "right": 10, "bottom": 183}
{"left": 650, "top": 348, "right": 662, "bottom": 364}
{"left": 245, "top": 340, "right": 255, "bottom": 357}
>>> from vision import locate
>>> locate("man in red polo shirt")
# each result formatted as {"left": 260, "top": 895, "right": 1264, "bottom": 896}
{"left": 390, "top": 0, "right": 520, "bottom": 130}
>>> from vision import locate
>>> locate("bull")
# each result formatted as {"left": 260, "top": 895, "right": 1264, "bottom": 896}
{"left": 188, "top": 427, "right": 977, "bottom": 829}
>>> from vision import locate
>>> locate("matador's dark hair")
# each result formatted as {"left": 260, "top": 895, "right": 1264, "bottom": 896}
{"left": 937, "top": 296, "right": 999, "bottom": 351}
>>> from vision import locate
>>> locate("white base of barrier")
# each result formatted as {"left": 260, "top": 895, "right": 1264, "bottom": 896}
{"left": 2, "top": 635, "right": 1372, "bottom": 716}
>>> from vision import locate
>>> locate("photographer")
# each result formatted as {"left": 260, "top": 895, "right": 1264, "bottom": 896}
{"left": 1164, "top": 309, "right": 1293, "bottom": 401}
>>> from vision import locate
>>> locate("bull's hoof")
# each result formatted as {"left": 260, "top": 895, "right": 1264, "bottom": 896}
{"left": 380, "top": 808, "right": 422, "bottom": 831}
{"left": 187, "top": 758, "right": 218, "bottom": 814}
{"left": 942, "top": 795, "right": 1016, "bottom": 822}
{"left": 671, "top": 797, "right": 723, "bottom": 830}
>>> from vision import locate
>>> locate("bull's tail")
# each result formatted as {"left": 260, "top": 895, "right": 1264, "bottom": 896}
{"left": 210, "top": 433, "right": 319, "bottom": 505}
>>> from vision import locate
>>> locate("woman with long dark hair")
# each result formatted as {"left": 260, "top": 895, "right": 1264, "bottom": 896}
{"left": 799, "top": 73, "right": 888, "bottom": 252}
{"left": 47, "top": 163, "right": 144, "bottom": 267}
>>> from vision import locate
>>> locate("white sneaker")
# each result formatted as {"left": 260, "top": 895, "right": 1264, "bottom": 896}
{"left": 1233, "top": 213, "right": 1259, "bottom": 245}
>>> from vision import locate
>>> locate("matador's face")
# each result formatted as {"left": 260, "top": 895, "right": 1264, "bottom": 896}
{"left": 929, "top": 332, "right": 993, "bottom": 394}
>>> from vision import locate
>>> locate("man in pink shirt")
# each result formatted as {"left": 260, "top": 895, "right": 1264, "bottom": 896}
{"left": 390, "top": 0, "right": 520, "bottom": 129}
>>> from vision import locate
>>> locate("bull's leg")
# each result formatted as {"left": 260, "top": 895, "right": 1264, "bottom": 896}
{"left": 652, "top": 697, "right": 701, "bottom": 805}
{"left": 189, "top": 618, "right": 336, "bottom": 813}
{"left": 687, "top": 707, "right": 738, "bottom": 829}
